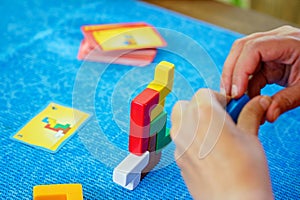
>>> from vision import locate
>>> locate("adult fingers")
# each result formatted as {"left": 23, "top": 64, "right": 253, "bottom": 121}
{"left": 221, "top": 25, "right": 300, "bottom": 97}
{"left": 246, "top": 62, "right": 285, "bottom": 98}
{"left": 237, "top": 96, "right": 272, "bottom": 136}
{"left": 266, "top": 84, "right": 300, "bottom": 122}
{"left": 221, "top": 31, "right": 276, "bottom": 96}
{"left": 247, "top": 71, "right": 267, "bottom": 98}
{"left": 232, "top": 36, "right": 300, "bottom": 98}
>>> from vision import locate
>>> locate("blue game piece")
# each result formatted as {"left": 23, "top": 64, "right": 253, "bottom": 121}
{"left": 226, "top": 94, "right": 250, "bottom": 123}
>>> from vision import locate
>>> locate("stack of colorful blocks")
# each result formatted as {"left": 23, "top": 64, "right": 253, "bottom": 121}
{"left": 113, "top": 61, "right": 175, "bottom": 190}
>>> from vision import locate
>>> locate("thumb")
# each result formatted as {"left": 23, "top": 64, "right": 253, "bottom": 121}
{"left": 266, "top": 84, "right": 300, "bottom": 122}
{"left": 237, "top": 96, "right": 272, "bottom": 136}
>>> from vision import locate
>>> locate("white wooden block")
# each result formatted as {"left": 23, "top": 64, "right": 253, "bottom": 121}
{"left": 113, "top": 151, "right": 149, "bottom": 187}
{"left": 124, "top": 173, "right": 141, "bottom": 190}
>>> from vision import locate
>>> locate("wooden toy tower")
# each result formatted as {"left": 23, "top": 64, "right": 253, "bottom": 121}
{"left": 113, "top": 61, "right": 175, "bottom": 190}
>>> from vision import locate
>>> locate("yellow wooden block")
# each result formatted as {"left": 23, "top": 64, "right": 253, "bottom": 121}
{"left": 147, "top": 82, "right": 170, "bottom": 101}
{"left": 153, "top": 61, "right": 175, "bottom": 91}
{"left": 33, "top": 184, "right": 83, "bottom": 200}
{"left": 148, "top": 61, "right": 175, "bottom": 122}
{"left": 150, "top": 100, "right": 165, "bottom": 121}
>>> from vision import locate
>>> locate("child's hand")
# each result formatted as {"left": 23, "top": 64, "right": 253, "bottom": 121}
{"left": 170, "top": 89, "right": 274, "bottom": 200}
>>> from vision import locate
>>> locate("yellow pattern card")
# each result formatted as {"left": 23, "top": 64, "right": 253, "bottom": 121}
{"left": 11, "top": 102, "right": 90, "bottom": 153}
{"left": 81, "top": 22, "right": 166, "bottom": 51}
{"left": 92, "top": 26, "right": 164, "bottom": 51}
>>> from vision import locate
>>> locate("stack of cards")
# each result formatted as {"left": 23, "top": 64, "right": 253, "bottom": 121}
{"left": 77, "top": 22, "right": 166, "bottom": 67}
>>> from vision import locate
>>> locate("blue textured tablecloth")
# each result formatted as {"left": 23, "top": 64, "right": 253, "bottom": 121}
{"left": 0, "top": 0, "right": 299, "bottom": 199}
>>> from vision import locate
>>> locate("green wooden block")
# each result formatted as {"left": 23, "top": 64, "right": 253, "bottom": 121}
{"left": 156, "top": 125, "right": 171, "bottom": 152}
{"left": 149, "top": 111, "right": 167, "bottom": 136}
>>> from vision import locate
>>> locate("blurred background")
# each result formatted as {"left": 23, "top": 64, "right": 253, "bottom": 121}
{"left": 144, "top": 0, "right": 300, "bottom": 34}
{"left": 219, "top": 0, "right": 299, "bottom": 24}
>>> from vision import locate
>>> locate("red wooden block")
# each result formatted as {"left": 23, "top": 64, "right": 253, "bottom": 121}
{"left": 129, "top": 135, "right": 149, "bottom": 156}
{"left": 129, "top": 119, "right": 150, "bottom": 138}
{"left": 130, "top": 88, "right": 159, "bottom": 127}
{"left": 129, "top": 88, "right": 159, "bottom": 155}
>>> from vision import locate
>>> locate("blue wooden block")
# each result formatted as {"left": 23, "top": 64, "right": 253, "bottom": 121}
{"left": 226, "top": 94, "right": 250, "bottom": 123}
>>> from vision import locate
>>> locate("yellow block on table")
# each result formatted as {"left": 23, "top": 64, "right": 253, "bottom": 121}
{"left": 33, "top": 184, "right": 83, "bottom": 200}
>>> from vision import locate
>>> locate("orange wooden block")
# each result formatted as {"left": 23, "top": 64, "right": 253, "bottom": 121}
{"left": 33, "top": 184, "right": 83, "bottom": 200}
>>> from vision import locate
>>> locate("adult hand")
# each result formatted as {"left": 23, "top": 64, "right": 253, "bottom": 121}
{"left": 171, "top": 89, "right": 273, "bottom": 200}
{"left": 221, "top": 25, "right": 300, "bottom": 122}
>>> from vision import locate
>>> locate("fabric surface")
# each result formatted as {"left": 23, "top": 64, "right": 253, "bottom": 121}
{"left": 0, "top": 0, "right": 299, "bottom": 199}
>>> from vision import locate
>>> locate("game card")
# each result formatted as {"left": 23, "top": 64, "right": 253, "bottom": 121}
{"left": 77, "top": 38, "right": 157, "bottom": 67}
{"left": 11, "top": 102, "right": 90, "bottom": 153}
{"left": 81, "top": 22, "right": 166, "bottom": 51}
